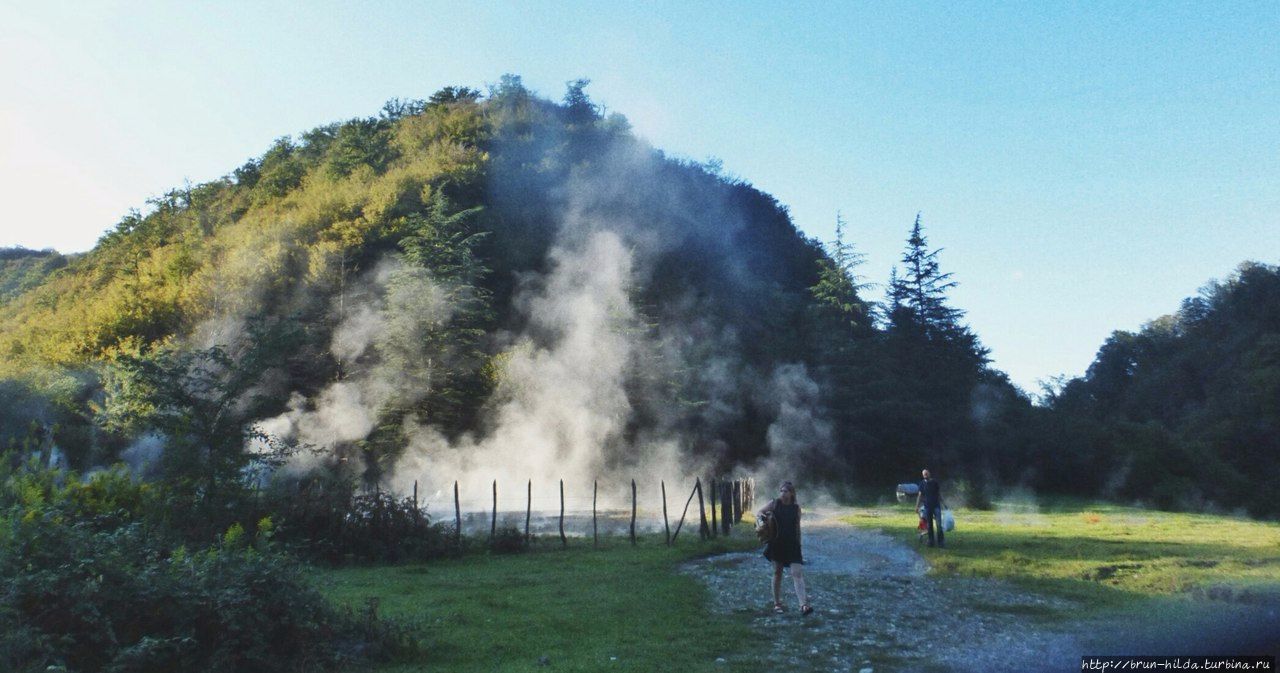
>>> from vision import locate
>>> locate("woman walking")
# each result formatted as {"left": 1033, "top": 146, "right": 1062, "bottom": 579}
{"left": 757, "top": 480, "right": 812, "bottom": 615}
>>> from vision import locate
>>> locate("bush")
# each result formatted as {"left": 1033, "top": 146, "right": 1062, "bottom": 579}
{"left": 0, "top": 467, "right": 417, "bottom": 673}
{"left": 1, "top": 460, "right": 155, "bottom": 529}
{"left": 490, "top": 524, "right": 526, "bottom": 554}
{"left": 267, "top": 477, "right": 453, "bottom": 564}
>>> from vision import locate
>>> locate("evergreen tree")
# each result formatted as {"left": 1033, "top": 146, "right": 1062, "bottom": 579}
{"left": 353, "top": 190, "right": 496, "bottom": 485}
{"left": 800, "top": 214, "right": 879, "bottom": 484}
{"left": 878, "top": 215, "right": 991, "bottom": 484}
{"left": 810, "top": 212, "right": 873, "bottom": 337}
{"left": 887, "top": 214, "right": 988, "bottom": 364}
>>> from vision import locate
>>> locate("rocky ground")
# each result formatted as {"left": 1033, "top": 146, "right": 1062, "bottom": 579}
{"left": 681, "top": 509, "right": 1280, "bottom": 673}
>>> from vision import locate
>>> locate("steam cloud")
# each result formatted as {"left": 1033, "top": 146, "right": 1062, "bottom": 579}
{"left": 255, "top": 259, "right": 455, "bottom": 475}
{"left": 758, "top": 363, "right": 835, "bottom": 489}
{"left": 397, "top": 228, "right": 691, "bottom": 509}
{"left": 247, "top": 134, "right": 836, "bottom": 513}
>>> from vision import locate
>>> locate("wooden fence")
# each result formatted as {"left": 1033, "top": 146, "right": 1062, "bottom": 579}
{"left": 427, "top": 477, "right": 756, "bottom": 549}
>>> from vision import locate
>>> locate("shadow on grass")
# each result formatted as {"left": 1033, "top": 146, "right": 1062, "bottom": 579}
{"left": 905, "top": 525, "right": 1280, "bottom": 606}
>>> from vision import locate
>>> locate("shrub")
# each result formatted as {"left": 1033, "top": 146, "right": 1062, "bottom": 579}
{"left": 0, "top": 467, "right": 417, "bottom": 673}
{"left": 266, "top": 478, "right": 452, "bottom": 564}
{"left": 490, "top": 524, "right": 526, "bottom": 554}
{"left": 1, "top": 460, "right": 154, "bottom": 529}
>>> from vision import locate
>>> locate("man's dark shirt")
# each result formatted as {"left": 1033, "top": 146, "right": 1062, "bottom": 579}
{"left": 919, "top": 479, "right": 942, "bottom": 508}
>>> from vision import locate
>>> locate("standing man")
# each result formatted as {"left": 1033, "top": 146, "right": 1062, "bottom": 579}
{"left": 915, "top": 468, "right": 945, "bottom": 548}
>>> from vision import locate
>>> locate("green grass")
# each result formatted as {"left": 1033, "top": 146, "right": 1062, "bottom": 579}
{"left": 310, "top": 534, "right": 762, "bottom": 673}
{"left": 843, "top": 501, "right": 1280, "bottom": 607}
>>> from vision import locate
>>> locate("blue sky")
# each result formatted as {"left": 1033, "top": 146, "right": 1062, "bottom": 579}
{"left": 1, "top": 1, "right": 1277, "bottom": 392}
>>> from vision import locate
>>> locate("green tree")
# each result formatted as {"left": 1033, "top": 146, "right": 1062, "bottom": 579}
{"left": 97, "top": 325, "right": 300, "bottom": 503}
{"left": 351, "top": 191, "right": 496, "bottom": 484}
{"left": 397, "top": 190, "right": 493, "bottom": 424}
{"left": 801, "top": 214, "right": 878, "bottom": 483}
{"left": 1044, "top": 261, "right": 1280, "bottom": 513}
{"left": 886, "top": 214, "right": 988, "bottom": 375}
{"left": 326, "top": 118, "right": 394, "bottom": 178}
{"left": 379, "top": 97, "right": 428, "bottom": 120}
{"left": 877, "top": 215, "right": 992, "bottom": 483}
{"left": 889, "top": 216, "right": 968, "bottom": 343}
{"left": 253, "top": 137, "right": 306, "bottom": 200}
{"left": 810, "top": 213, "right": 873, "bottom": 336}
{"left": 562, "top": 78, "right": 600, "bottom": 126}
{"left": 428, "top": 86, "right": 481, "bottom": 107}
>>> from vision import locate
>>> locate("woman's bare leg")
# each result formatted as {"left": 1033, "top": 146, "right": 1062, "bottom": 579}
{"left": 791, "top": 565, "right": 809, "bottom": 607}
{"left": 772, "top": 563, "right": 784, "bottom": 606}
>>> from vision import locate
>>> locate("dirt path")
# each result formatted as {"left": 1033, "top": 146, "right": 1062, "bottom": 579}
{"left": 682, "top": 509, "right": 1280, "bottom": 672}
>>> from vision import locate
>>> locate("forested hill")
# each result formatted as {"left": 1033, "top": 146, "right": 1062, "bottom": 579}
{"left": 0, "top": 247, "right": 69, "bottom": 306}
{"left": 1, "top": 77, "right": 1275, "bottom": 516}
{"left": 1038, "top": 262, "right": 1280, "bottom": 515}
{"left": 0, "top": 77, "right": 1014, "bottom": 498}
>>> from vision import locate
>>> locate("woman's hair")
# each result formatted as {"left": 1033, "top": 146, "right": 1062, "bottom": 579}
{"left": 777, "top": 480, "right": 797, "bottom": 503}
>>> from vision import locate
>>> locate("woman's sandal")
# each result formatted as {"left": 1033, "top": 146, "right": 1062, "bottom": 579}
{"left": 801, "top": 604, "right": 814, "bottom": 616}
{"left": 772, "top": 603, "right": 785, "bottom": 614}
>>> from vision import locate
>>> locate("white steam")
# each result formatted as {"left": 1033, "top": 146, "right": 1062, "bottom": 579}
{"left": 395, "top": 229, "right": 687, "bottom": 509}
{"left": 241, "top": 136, "right": 838, "bottom": 516}
{"left": 758, "top": 363, "right": 835, "bottom": 489}
{"left": 254, "top": 258, "right": 455, "bottom": 475}
{"left": 120, "top": 432, "right": 165, "bottom": 478}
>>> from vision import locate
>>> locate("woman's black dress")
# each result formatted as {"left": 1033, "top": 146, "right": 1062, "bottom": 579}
{"left": 763, "top": 500, "right": 804, "bottom": 567}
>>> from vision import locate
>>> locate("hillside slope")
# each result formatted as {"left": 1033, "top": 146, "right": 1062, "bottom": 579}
{"left": 3, "top": 79, "right": 924, "bottom": 494}
{"left": 0, "top": 247, "right": 69, "bottom": 306}
{"left": 3, "top": 78, "right": 1272, "bottom": 516}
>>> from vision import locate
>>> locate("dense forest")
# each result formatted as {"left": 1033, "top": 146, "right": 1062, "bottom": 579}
{"left": 1036, "top": 262, "right": 1280, "bottom": 514}
{"left": 1, "top": 77, "right": 1276, "bottom": 515}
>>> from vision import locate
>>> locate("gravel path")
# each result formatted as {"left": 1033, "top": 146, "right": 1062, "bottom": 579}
{"left": 681, "top": 509, "right": 1280, "bottom": 673}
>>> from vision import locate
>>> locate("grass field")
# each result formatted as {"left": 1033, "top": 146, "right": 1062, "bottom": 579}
{"left": 311, "top": 503, "right": 1280, "bottom": 671}
{"left": 843, "top": 500, "right": 1280, "bottom": 607}
{"left": 311, "top": 534, "right": 763, "bottom": 673}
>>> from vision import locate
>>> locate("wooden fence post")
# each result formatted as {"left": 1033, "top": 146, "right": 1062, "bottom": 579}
{"left": 559, "top": 479, "right": 567, "bottom": 549}
{"left": 372, "top": 484, "right": 382, "bottom": 547}
{"left": 630, "top": 479, "right": 637, "bottom": 546}
{"left": 491, "top": 479, "right": 497, "bottom": 542}
{"left": 661, "top": 480, "right": 671, "bottom": 546}
{"left": 413, "top": 480, "right": 419, "bottom": 525}
{"left": 696, "top": 478, "right": 708, "bottom": 540}
{"left": 593, "top": 479, "right": 598, "bottom": 549}
{"left": 709, "top": 478, "right": 718, "bottom": 538}
{"left": 525, "top": 479, "right": 532, "bottom": 546}
{"left": 671, "top": 481, "right": 698, "bottom": 543}
{"left": 454, "top": 480, "right": 461, "bottom": 550}
{"left": 720, "top": 481, "right": 731, "bottom": 535}
{"left": 733, "top": 480, "right": 742, "bottom": 523}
